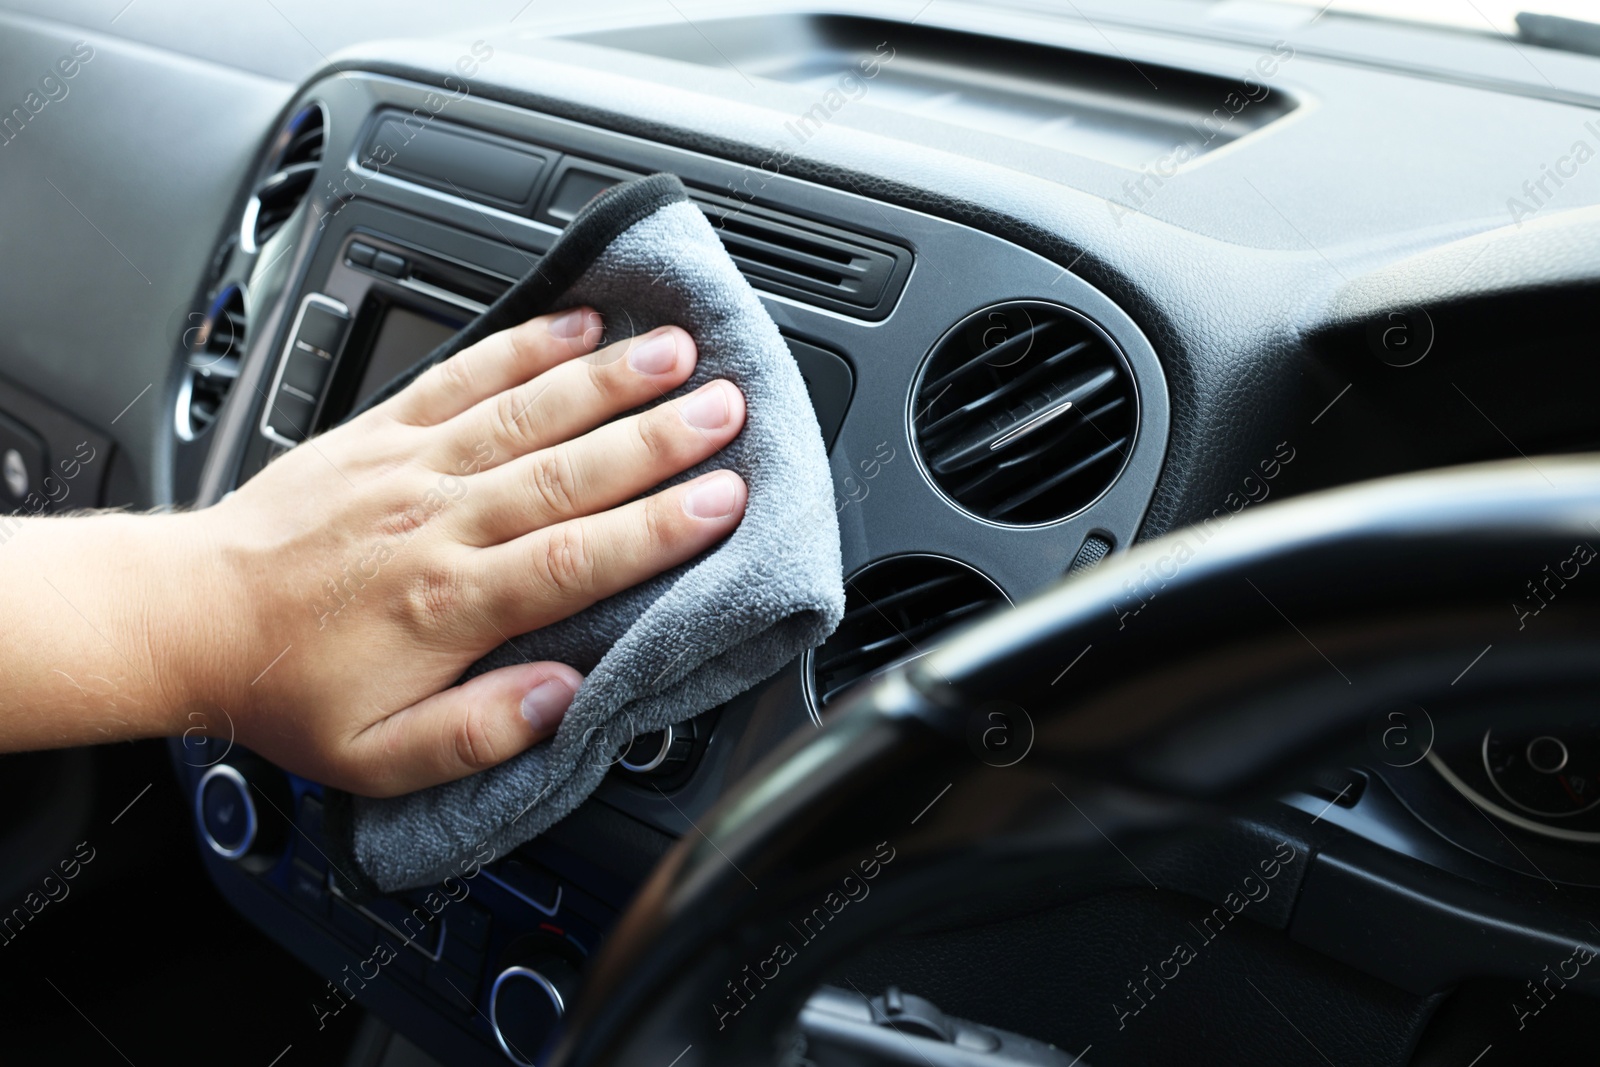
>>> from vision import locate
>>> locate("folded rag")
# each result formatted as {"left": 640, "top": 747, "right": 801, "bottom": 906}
{"left": 327, "top": 173, "right": 844, "bottom": 892}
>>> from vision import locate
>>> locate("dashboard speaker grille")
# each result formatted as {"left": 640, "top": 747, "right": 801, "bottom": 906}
{"left": 244, "top": 105, "right": 324, "bottom": 252}
{"left": 911, "top": 301, "right": 1136, "bottom": 526}
{"left": 810, "top": 556, "right": 1008, "bottom": 709}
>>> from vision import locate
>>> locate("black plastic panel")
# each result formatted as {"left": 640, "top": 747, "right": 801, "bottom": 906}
{"left": 363, "top": 111, "right": 554, "bottom": 211}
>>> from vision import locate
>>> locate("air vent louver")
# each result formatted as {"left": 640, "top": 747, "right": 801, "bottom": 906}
{"left": 809, "top": 556, "right": 1008, "bottom": 709}
{"left": 693, "top": 193, "right": 911, "bottom": 321}
{"left": 911, "top": 301, "right": 1136, "bottom": 526}
{"left": 177, "top": 284, "right": 246, "bottom": 440}
{"left": 243, "top": 105, "right": 324, "bottom": 253}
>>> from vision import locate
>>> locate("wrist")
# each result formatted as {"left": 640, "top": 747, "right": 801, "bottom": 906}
{"left": 126, "top": 507, "right": 245, "bottom": 736}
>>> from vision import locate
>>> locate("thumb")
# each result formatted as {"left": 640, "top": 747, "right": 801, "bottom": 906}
{"left": 349, "top": 662, "right": 582, "bottom": 797}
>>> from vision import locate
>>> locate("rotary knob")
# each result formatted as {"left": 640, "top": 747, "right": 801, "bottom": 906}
{"left": 618, "top": 719, "right": 698, "bottom": 776}
{"left": 490, "top": 955, "right": 581, "bottom": 1065}
{"left": 193, "top": 756, "right": 289, "bottom": 871}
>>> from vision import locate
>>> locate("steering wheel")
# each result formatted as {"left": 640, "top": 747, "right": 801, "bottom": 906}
{"left": 546, "top": 457, "right": 1600, "bottom": 1067}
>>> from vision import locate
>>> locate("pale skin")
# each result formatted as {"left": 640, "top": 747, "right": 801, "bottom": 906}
{"left": 0, "top": 307, "right": 747, "bottom": 797}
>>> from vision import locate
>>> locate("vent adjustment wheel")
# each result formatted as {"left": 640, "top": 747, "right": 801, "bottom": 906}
{"left": 911, "top": 301, "right": 1137, "bottom": 526}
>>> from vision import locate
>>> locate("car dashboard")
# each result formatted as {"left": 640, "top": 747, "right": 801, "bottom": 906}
{"left": 4, "top": 2, "right": 1600, "bottom": 1064}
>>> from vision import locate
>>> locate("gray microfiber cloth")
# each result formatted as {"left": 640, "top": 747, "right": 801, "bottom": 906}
{"left": 327, "top": 173, "right": 844, "bottom": 892}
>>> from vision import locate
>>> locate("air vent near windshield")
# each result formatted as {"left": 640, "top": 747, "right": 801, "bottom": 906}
{"left": 176, "top": 284, "right": 246, "bottom": 440}
{"left": 242, "top": 104, "right": 325, "bottom": 253}
{"left": 912, "top": 302, "right": 1137, "bottom": 526}
{"left": 809, "top": 556, "right": 1008, "bottom": 710}
{"left": 693, "top": 193, "right": 911, "bottom": 320}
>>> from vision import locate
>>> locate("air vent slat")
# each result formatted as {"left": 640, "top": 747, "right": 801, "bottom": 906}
{"left": 947, "top": 397, "right": 1129, "bottom": 505}
{"left": 810, "top": 557, "right": 1008, "bottom": 709}
{"left": 918, "top": 337, "right": 1096, "bottom": 441}
{"left": 689, "top": 192, "right": 911, "bottom": 320}
{"left": 820, "top": 597, "right": 992, "bottom": 679}
{"left": 727, "top": 250, "right": 850, "bottom": 290}
{"left": 987, "top": 437, "right": 1131, "bottom": 521}
{"left": 919, "top": 319, "right": 1071, "bottom": 397}
{"left": 179, "top": 285, "right": 247, "bottom": 440}
{"left": 924, "top": 366, "right": 1120, "bottom": 474}
{"left": 912, "top": 302, "right": 1137, "bottom": 525}
{"left": 835, "top": 572, "right": 967, "bottom": 625}
{"left": 710, "top": 215, "right": 862, "bottom": 269}
{"left": 246, "top": 105, "right": 325, "bottom": 251}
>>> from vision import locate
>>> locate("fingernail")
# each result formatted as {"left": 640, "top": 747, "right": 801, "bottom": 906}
{"left": 683, "top": 472, "right": 738, "bottom": 519}
{"left": 521, "top": 679, "right": 575, "bottom": 731}
{"left": 626, "top": 330, "right": 680, "bottom": 375}
{"left": 549, "top": 308, "right": 600, "bottom": 339}
{"left": 680, "top": 381, "right": 730, "bottom": 430}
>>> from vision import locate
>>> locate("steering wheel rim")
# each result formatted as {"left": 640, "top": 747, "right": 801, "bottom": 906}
{"left": 549, "top": 456, "right": 1600, "bottom": 1067}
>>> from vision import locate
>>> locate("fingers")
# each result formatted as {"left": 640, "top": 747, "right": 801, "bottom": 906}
{"left": 379, "top": 307, "right": 605, "bottom": 426}
{"left": 458, "top": 379, "right": 746, "bottom": 546}
{"left": 472, "top": 469, "right": 748, "bottom": 634}
{"left": 344, "top": 661, "right": 583, "bottom": 797}
{"left": 433, "top": 326, "right": 698, "bottom": 472}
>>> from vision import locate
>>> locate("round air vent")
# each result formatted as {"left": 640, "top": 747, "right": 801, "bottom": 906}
{"left": 807, "top": 555, "right": 1009, "bottom": 714}
{"left": 176, "top": 284, "right": 246, "bottom": 441}
{"left": 911, "top": 301, "right": 1137, "bottom": 526}
{"left": 240, "top": 104, "right": 325, "bottom": 253}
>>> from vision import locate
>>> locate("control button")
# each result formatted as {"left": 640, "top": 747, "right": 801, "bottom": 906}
{"left": 192, "top": 758, "right": 290, "bottom": 873}
{"left": 264, "top": 388, "right": 315, "bottom": 442}
{"left": 372, "top": 251, "right": 407, "bottom": 278}
{"left": 295, "top": 301, "right": 350, "bottom": 356}
{"left": 619, "top": 719, "right": 697, "bottom": 775}
{"left": 0, "top": 410, "right": 47, "bottom": 509}
{"left": 346, "top": 241, "right": 377, "bottom": 267}
{"left": 2, "top": 448, "right": 27, "bottom": 499}
{"left": 197, "top": 764, "right": 256, "bottom": 859}
{"left": 491, "top": 958, "right": 580, "bottom": 1066}
{"left": 280, "top": 347, "right": 333, "bottom": 396}
{"left": 535, "top": 158, "right": 638, "bottom": 227}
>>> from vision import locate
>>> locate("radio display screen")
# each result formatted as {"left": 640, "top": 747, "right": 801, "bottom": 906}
{"left": 353, "top": 306, "right": 463, "bottom": 406}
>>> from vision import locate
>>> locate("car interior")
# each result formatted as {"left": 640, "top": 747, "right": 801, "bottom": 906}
{"left": 3, "top": 1, "right": 1600, "bottom": 1064}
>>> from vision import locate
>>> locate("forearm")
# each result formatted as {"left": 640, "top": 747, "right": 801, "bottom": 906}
{"left": 0, "top": 509, "right": 219, "bottom": 751}
{"left": 0, "top": 309, "right": 746, "bottom": 795}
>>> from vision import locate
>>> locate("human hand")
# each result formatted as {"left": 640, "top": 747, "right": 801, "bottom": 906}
{"left": 175, "top": 308, "right": 746, "bottom": 795}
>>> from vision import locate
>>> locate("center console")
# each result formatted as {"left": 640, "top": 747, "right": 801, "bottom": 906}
{"left": 173, "top": 59, "right": 1168, "bottom": 1066}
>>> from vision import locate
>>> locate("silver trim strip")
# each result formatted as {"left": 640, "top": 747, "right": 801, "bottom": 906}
{"left": 480, "top": 870, "right": 562, "bottom": 917}
{"left": 397, "top": 275, "right": 490, "bottom": 315}
{"left": 990, "top": 398, "right": 1073, "bottom": 451}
